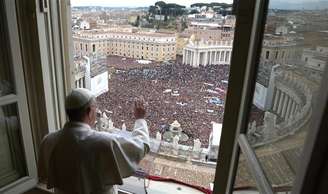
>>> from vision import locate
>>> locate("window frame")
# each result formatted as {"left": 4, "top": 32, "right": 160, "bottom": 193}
{"left": 7, "top": 0, "right": 327, "bottom": 193}
{"left": 213, "top": 0, "right": 264, "bottom": 192}
{"left": 0, "top": 0, "right": 38, "bottom": 193}
{"left": 214, "top": 0, "right": 328, "bottom": 193}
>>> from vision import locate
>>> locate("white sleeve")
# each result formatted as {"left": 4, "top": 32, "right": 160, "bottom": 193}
{"left": 115, "top": 119, "right": 150, "bottom": 157}
{"left": 102, "top": 119, "right": 150, "bottom": 177}
{"left": 131, "top": 119, "right": 150, "bottom": 153}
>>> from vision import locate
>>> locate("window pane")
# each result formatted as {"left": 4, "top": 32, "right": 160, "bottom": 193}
{"left": 0, "top": 4, "right": 15, "bottom": 97}
{"left": 233, "top": 154, "right": 259, "bottom": 194}
{"left": 0, "top": 103, "right": 27, "bottom": 187}
{"left": 236, "top": 0, "right": 328, "bottom": 191}
{"left": 70, "top": 1, "right": 235, "bottom": 191}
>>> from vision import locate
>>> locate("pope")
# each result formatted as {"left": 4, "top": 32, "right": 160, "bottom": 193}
{"left": 38, "top": 88, "right": 149, "bottom": 194}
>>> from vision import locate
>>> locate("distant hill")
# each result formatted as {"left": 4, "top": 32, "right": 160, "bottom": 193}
{"left": 269, "top": 1, "right": 328, "bottom": 10}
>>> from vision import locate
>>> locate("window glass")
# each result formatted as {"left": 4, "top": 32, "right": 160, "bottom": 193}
{"left": 0, "top": 103, "right": 27, "bottom": 187}
{"left": 235, "top": 0, "right": 328, "bottom": 191}
{"left": 0, "top": 9, "right": 15, "bottom": 97}
{"left": 0, "top": 2, "right": 32, "bottom": 190}
{"left": 233, "top": 154, "right": 259, "bottom": 194}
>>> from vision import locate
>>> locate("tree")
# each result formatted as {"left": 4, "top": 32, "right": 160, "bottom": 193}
{"left": 181, "top": 19, "right": 188, "bottom": 31}
{"left": 191, "top": 3, "right": 208, "bottom": 8}
{"left": 189, "top": 9, "right": 200, "bottom": 15}
{"left": 149, "top": 5, "right": 157, "bottom": 15}
{"left": 134, "top": 15, "right": 140, "bottom": 27}
{"left": 155, "top": 1, "right": 166, "bottom": 8}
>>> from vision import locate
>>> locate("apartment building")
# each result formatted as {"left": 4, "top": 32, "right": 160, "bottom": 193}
{"left": 73, "top": 30, "right": 177, "bottom": 61}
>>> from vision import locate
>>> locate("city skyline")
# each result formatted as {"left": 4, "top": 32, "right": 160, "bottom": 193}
{"left": 71, "top": 0, "right": 233, "bottom": 7}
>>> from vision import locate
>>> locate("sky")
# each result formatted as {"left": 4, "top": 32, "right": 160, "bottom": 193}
{"left": 70, "top": 0, "right": 233, "bottom": 7}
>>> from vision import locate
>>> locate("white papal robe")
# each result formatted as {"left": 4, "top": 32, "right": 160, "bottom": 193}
{"left": 38, "top": 119, "right": 150, "bottom": 194}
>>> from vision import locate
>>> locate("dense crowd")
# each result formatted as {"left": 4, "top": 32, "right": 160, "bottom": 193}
{"left": 107, "top": 55, "right": 162, "bottom": 70}
{"left": 97, "top": 59, "right": 235, "bottom": 147}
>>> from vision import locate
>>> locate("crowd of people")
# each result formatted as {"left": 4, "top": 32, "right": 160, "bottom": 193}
{"left": 97, "top": 59, "right": 262, "bottom": 147}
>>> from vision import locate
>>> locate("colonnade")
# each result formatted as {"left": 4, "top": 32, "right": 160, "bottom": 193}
{"left": 182, "top": 48, "right": 232, "bottom": 67}
{"left": 271, "top": 88, "right": 301, "bottom": 120}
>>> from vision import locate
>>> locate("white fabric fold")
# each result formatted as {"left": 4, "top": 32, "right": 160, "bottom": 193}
{"left": 38, "top": 119, "right": 149, "bottom": 194}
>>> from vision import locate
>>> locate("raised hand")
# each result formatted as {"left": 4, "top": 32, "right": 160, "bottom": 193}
{"left": 134, "top": 97, "right": 146, "bottom": 119}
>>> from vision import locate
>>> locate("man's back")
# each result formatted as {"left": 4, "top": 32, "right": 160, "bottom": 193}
{"left": 39, "top": 120, "right": 149, "bottom": 194}
{"left": 51, "top": 122, "right": 88, "bottom": 194}
{"left": 38, "top": 89, "right": 149, "bottom": 194}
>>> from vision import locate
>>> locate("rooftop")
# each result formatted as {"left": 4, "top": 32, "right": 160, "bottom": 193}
{"left": 73, "top": 29, "right": 176, "bottom": 39}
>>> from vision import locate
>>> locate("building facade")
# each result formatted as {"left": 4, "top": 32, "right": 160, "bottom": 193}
{"left": 302, "top": 46, "right": 328, "bottom": 72}
{"left": 261, "top": 35, "right": 303, "bottom": 64}
{"left": 182, "top": 39, "right": 233, "bottom": 67}
{"left": 176, "top": 34, "right": 189, "bottom": 56}
{"left": 73, "top": 30, "right": 177, "bottom": 62}
{"left": 74, "top": 56, "right": 109, "bottom": 97}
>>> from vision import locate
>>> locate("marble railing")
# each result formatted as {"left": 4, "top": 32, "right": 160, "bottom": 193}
{"left": 95, "top": 120, "right": 215, "bottom": 165}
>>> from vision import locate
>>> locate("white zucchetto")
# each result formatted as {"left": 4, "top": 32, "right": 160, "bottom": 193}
{"left": 65, "top": 88, "right": 95, "bottom": 110}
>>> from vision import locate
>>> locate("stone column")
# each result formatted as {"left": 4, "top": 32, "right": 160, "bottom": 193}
{"left": 214, "top": 51, "right": 217, "bottom": 65}
{"left": 286, "top": 98, "right": 293, "bottom": 119}
{"left": 204, "top": 51, "right": 208, "bottom": 66}
{"left": 219, "top": 51, "right": 222, "bottom": 62}
{"left": 191, "top": 51, "right": 195, "bottom": 67}
{"left": 277, "top": 92, "right": 285, "bottom": 116}
{"left": 291, "top": 102, "right": 297, "bottom": 116}
{"left": 210, "top": 50, "right": 213, "bottom": 65}
{"left": 224, "top": 51, "right": 227, "bottom": 62}
{"left": 227, "top": 51, "right": 231, "bottom": 63}
{"left": 184, "top": 49, "right": 187, "bottom": 64}
{"left": 224, "top": 50, "right": 227, "bottom": 62}
{"left": 193, "top": 50, "right": 198, "bottom": 67}
{"left": 182, "top": 49, "right": 185, "bottom": 64}
{"left": 272, "top": 89, "right": 280, "bottom": 112}
{"left": 187, "top": 50, "right": 191, "bottom": 65}
{"left": 218, "top": 50, "right": 222, "bottom": 64}
{"left": 196, "top": 51, "right": 200, "bottom": 68}
{"left": 288, "top": 101, "right": 295, "bottom": 119}
{"left": 186, "top": 50, "right": 189, "bottom": 65}
{"left": 282, "top": 95, "right": 289, "bottom": 119}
